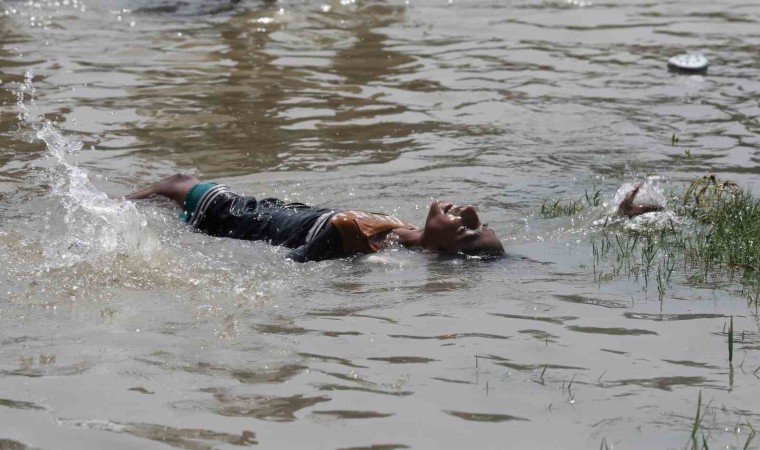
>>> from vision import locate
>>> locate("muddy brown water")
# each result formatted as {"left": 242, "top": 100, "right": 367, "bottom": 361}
{"left": 1, "top": 0, "right": 759, "bottom": 449}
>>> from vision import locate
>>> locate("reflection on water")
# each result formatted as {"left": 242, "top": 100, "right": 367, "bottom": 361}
{"left": 311, "top": 409, "right": 394, "bottom": 419}
{"left": 127, "top": 1, "right": 437, "bottom": 175}
{"left": 565, "top": 325, "right": 658, "bottom": 335}
{"left": 0, "top": 439, "right": 38, "bottom": 450}
{"left": 0, "top": 398, "right": 45, "bottom": 411}
{"left": 443, "top": 410, "right": 529, "bottom": 423}
{"left": 180, "top": 387, "right": 331, "bottom": 421}
{"left": 1, "top": 0, "right": 760, "bottom": 448}
{"left": 59, "top": 419, "right": 257, "bottom": 449}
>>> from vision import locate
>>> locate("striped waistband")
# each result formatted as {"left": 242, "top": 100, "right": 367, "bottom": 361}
{"left": 305, "top": 211, "right": 336, "bottom": 245}
{"left": 186, "top": 184, "right": 231, "bottom": 228}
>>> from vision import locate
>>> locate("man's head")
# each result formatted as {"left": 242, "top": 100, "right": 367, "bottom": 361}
{"left": 420, "top": 200, "right": 505, "bottom": 257}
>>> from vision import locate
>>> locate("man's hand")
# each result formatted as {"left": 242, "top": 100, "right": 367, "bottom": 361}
{"left": 618, "top": 182, "right": 664, "bottom": 218}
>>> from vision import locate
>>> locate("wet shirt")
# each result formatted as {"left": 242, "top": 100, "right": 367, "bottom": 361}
{"left": 184, "top": 183, "right": 412, "bottom": 262}
{"left": 330, "top": 210, "right": 413, "bottom": 253}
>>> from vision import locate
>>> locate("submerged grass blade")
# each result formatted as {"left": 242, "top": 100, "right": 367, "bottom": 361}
{"left": 729, "top": 316, "right": 734, "bottom": 364}
{"left": 691, "top": 390, "right": 703, "bottom": 446}
{"left": 744, "top": 421, "right": 756, "bottom": 450}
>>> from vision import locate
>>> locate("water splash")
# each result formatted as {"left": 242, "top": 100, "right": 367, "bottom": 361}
{"left": 16, "top": 69, "right": 42, "bottom": 125}
{"left": 592, "top": 176, "right": 684, "bottom": 231}
{"left": 18, "top": 69, "right": 159, "bottom": 268}
{"left": 611, "top": 176, "right": 668, "bottom": 210}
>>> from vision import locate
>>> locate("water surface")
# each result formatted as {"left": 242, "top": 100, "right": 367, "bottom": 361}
{"left": 1, "top": 0, "right": 759, "bottom": 448}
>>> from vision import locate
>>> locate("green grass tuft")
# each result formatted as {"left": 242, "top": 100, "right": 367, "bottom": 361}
{"left": 541, "top": 197, "right": 585, "bottom": 218}
{"left": 540, "top": 189, "right": 601, "bottom": 218}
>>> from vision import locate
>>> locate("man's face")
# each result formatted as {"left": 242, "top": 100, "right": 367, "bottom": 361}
{"left": 421, "top": 200, "right": 505, "bottom": 256}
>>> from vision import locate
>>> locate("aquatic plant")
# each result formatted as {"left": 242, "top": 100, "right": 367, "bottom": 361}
{"left": 681, "top": 189, "right": 760, "bottom": 276}
{"left": 690, "top": 390, "right": 707, "bottom": 450}
{"left": 744, "top": 422, "right": 756, "bottom": 450}
{"left": 683, "top": 389, "right": 757, "bottom": 450}
{"left": 729, "top": 316, "right": 734, "bottom": 364}
{"left": 540, "top": 188, "right": 601, "bottom": 218}
{"left": 540, "top": 197, "right": 584, "bottom": 218}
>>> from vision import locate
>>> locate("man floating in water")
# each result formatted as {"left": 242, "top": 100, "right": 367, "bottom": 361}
{"left": 126, "top": 173, "right": 506, "bottom": 262}
{"left": 125, "top": 174, "right": 660, "bottom": 262}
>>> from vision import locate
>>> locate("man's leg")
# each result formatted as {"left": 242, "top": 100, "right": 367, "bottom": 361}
{"left": 125, "top": 173, "right": 199, "bottom": 206}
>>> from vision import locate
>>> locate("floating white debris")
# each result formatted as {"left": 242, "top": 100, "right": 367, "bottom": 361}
{"left": 667, "top": 53, "right": 709, "bottom": 74}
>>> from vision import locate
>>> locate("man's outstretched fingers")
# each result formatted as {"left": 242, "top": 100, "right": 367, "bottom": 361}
{"left": 618, "top": 183, "right": 639, "bottom": 216}
{"left": 125, "top": 186, "right": 157, "bottom": 200}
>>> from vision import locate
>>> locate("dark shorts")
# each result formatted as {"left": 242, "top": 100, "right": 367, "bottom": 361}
{"left": 182, "top": 182, "right": 345, "bottom": 262}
